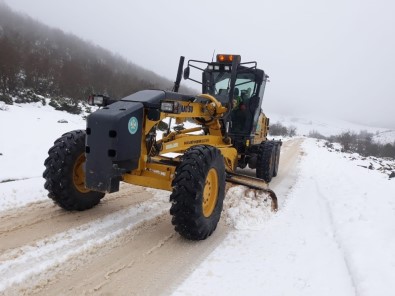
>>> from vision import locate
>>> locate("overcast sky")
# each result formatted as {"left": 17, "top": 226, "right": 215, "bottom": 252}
{"left": 4, "top": 0, "right": 395, "bottom": 128}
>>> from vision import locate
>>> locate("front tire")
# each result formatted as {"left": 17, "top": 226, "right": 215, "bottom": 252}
{"left": 170, "top": 145, "right": 225, "bottom": 240}
{"left": 43, "top": 130, "right": 105, "bottom": 211}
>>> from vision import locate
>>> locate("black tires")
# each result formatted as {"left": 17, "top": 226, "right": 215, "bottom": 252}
{"left": 170, "top": 146, "right": 225, "bottom": 240}
{"left": 256, "top": 141, "right": 277, "bottom": 183}
{"left": 273, "top": 143, "right": 281, "bottom": 177}
{"left": 43, "top": 130, "right": 105, "bottom": 211}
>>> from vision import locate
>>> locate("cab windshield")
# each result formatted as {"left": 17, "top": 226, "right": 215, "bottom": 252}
{"left": 208, "top": 71, "right": 257, "bottom": 104}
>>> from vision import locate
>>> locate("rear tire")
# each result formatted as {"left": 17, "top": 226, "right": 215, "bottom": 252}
{"left": 256, "top": 141, "right": 276, "bottom": 183}
{"left": 273, "top": 143, "right": 281, "bottom": 177}
{"left": 170, "top": 145, "right": 225, "bottom": 240}
{"left": 43, "top": 130, "right": 105, "bottom": 211}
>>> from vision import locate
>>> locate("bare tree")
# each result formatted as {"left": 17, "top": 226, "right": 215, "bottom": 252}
{"left": 0, "top": 2, "right": 186, "bottom": 108}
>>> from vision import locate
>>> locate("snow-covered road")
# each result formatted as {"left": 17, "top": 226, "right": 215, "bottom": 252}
{"left": 173, "top": 139, "right": 395, "bottom": 296}
{"left": 0, "top": 139, "right": 302, "bottom": 295}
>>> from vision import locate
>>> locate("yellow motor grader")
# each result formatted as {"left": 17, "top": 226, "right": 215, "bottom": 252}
{"left": 43, "top": 54, "right": 281, "bottom": 240}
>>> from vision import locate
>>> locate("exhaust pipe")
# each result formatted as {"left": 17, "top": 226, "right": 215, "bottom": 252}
{"left": 173, "top": 56, "right": 185, "bottom": 93}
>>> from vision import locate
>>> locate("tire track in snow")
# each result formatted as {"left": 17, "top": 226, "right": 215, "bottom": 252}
{"left": 314, "top": 182, "right": 358, "bottom": 296}
{"left": 1, "top": 139, "right": 304, "bottom": 295}
{"left": 0, "top": 185, "right": 151, "bottom": 252}
{"left": 0, "top": 193, "right": 169, "bottom": 293}
{"left": 87, "top": 232, "right": 175, "bottom": 295}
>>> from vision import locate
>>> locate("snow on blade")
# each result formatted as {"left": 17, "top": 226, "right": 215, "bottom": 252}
{"left": 223, "top": 186, "right": 273, "bottom": 230}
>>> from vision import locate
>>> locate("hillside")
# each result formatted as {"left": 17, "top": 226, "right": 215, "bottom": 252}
{"left": 0, "top": 3, "right": 191, "bottom": 105}
{"left": 269, "top": 113, "right": 393, "bottom": 139}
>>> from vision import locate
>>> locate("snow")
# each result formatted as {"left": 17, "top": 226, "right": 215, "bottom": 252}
{"left": 0, "top": 192, "right": 169, "bottom": 292}
{"left": 1, "top": 102, "right": 394, "bottom": 295}
{"left": 374, "top": 130, "right": 395, "bottom": 144}
{"left": 0, "top": 101, "right": 87, "bottom": 212}
{"left": 222, "top": 186, "right": 273, "bottom": 230}
{"left": 0, "top": 177, "right": 47, "bottom": 211}
{"left": 173, "top": 139, "right": 395, "bottom": 296}
{"left": 0, "top": 101, "right": 86, "bottom": 182}
{"left": 269, "top": 113, "right": 395, "bottom": 139}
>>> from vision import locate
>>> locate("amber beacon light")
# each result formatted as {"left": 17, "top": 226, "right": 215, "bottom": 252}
{"left": 216, "top": 54, "right": 236, "bottom": 63}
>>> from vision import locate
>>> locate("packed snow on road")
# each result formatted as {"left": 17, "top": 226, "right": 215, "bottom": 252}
{"left": 0, "top": 101, "right": 394, "bottom": 295}
{"left": 174, "top": 139, "right": 395, "bottom": 296}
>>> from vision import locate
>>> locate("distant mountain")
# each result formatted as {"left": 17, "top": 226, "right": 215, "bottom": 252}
{"left": 0, "top": 2, "right": 191, "bottom": 103}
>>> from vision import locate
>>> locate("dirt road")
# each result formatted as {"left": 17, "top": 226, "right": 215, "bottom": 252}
{"left": 0, "top": 139, "right": 303, "bottom": 295}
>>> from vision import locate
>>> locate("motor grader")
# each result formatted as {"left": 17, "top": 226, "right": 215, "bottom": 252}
{"left": 43, "top": 54, "right": 281, "bottom": 240}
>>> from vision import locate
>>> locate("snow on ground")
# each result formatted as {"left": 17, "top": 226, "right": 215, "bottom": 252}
{"left": 374, "top": 130, "right": 395, "bottom": 144}
{"left": 0, "top": 177, "right": 47, "bottom": 211}
{"left": 0, "top": 191, "right": 169, "bottom": 292}
{"left": 173, "top": 138, "right": 395, "bottom": 296}
{"left": 0, "top": 101, "right": 86, "bottom": 211}
{"left": 0, "top": 101, "right": 86, "bottom": 182}
{"left": 324, "top": 142, "right": 395, "bottom": 177}
{"left": 269, "top": 112, "right": 394, "bottom": 139}
{"left": 1, "top": 102, "right": 394, "bottom": 295}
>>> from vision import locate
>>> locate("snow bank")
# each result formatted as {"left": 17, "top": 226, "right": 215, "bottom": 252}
{"left": 222, "top": 186, "right": 273, "bottom": 230}
{"left": 0, "top": 177, "right": 47, "bottom": 211}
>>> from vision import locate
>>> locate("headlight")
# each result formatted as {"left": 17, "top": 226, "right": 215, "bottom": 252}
{"left": 88, "top": 95, "right": 104, "bottom": 106}
{"left": 160, "top": 101, "right": 180, "bottom": 113}
{"left": 94, "top": 96, "right": 104, "bottom": 105}
{"left": 161, "top": 102, "right": 174, "bottom": 112}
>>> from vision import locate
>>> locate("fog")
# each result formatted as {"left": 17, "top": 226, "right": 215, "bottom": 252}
{"left": 5, "top": 0, "right": 395, "bottom": 128}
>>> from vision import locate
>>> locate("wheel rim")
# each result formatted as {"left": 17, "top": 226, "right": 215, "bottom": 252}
{"left": 73, "top": 153, "right": 90, "bottom": 193}
{"left": 202, "top": 168, "right": 219, "bottom": 218}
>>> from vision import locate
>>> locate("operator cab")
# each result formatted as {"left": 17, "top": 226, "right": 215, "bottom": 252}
{"left": 202, "top": 55, "right": 268, "bottom": 137}
{"left": 183, "top": 54, "right": 269, "bottom": 144}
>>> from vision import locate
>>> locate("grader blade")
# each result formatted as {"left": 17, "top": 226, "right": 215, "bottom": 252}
{"left": 226, "top": 172, "right": 278, "bottom": 211}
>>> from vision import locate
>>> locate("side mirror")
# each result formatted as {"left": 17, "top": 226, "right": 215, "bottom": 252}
{"left": 183, "top": 67, "right": 190, "bottom": 80}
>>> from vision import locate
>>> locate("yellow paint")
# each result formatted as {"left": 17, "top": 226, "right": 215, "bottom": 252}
{"left": 73, "top": 153, "right": 90, "bottom": 193}
{"left": 123, "top": 162, "right": 176, "bottom": 191}
{"left": 218, "top": 147, "right": 238, "bottom": 171}
{"left": 121, "top": 92, "right": 255, "bottom": 190}
{"left": 161, "top": 135, "right": 231, "bottom": 154}
{"left": 202, "top": 168, "right": 219, "bottom": 217}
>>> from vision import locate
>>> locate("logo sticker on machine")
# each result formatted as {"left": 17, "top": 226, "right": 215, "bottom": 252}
{"left": 128, "top": 117, "right": 138, "bottom": 134}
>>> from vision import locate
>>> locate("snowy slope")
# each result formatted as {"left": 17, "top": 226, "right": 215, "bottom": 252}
{"left": 0, "top": 101, "right": 86, "bottom": 181}
{"left": 269, "top": 112, "right": 395, "bottom": 140}
{"left": 0, "top": 101, "right": 86, "bottom": 210}
{"left": 374, "top": 130, "right": 395, "bottom": 144}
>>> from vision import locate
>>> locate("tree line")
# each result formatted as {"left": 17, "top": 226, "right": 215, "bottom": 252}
{"left": 269, "top": 122, "right": 297, "bottom": 137}
{"left": 0, "top": 3, "right": 185, "bottom": 105}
